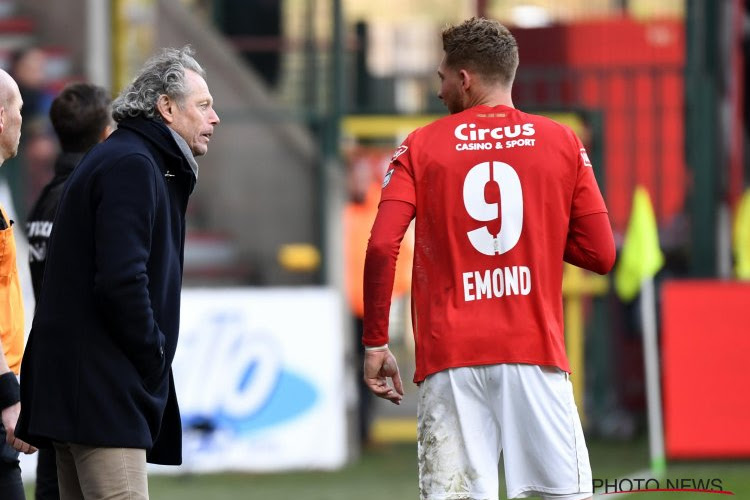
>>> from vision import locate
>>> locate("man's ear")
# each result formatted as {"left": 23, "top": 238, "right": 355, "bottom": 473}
{"left": 459, "top": 69, "right": 472, "bottom": 91}
{"left": 0, "top": 107, "right": 5, "bottom": 134}
{"left": 155, "top": 95, "right": 174, "bottom": 124}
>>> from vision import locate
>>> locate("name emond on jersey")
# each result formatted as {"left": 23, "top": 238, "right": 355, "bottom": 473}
{"left": 462, "top": 265, "right": 532, "bottom": 301}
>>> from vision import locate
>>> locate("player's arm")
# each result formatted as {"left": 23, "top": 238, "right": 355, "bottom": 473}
{"left": 564, "top": 212, "right": 616, "bottom": 275}
{"left": 363, "top": 199, "right": 415, "bottom": 346}
{"left": 362, "top": 199, "right": 415, "bottom": 404}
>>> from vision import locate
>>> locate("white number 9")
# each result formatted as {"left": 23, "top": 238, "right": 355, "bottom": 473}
{"left": 462, "top": 161, "right": 523, "bottom": 255}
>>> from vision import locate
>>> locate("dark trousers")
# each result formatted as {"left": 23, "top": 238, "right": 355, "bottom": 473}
{"left": 35, "top": 447, "right": 59, "bottom": 500}
{"left": 0, "top": 423, "right": 25, "bottom": 500}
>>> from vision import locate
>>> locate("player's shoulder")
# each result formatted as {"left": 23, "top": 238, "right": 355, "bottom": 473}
{"left": 517, "top": 109, "right": 583, "bottom": 154}
{"left": 515, "top": 109, "right": 576, "bottom": 136}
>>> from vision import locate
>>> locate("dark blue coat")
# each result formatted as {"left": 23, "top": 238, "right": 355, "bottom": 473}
{"left": 17, "top": 117, "right": 196, "bottom": 465}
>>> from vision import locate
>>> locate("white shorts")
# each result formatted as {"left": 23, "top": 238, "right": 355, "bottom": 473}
{"left": 417, "top": 364, "right": 592, "bottom": 500}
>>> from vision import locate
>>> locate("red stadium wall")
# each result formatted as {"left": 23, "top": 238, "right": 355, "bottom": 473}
{"left": 513, "top": 18, "right": 685, "bottom": 235}
{"left": 661, "top": 281, "right": 750, "bottom": 458}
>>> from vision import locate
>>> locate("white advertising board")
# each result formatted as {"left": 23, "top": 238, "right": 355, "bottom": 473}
{"left": 165, "top": 287, "right": 347, "bottom": 473}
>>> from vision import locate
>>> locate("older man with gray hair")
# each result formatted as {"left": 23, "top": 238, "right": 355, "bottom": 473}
{"left": 17, "top": 46, "right": 219, "bottom": 499}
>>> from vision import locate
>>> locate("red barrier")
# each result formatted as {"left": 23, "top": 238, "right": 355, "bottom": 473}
{"left": 662, "top": 280, "right": 750, "bottom": 458}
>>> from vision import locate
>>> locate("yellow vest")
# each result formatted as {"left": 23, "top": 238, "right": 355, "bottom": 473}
{"left": 0, "top": 204, "right": 24, "bottom": 374}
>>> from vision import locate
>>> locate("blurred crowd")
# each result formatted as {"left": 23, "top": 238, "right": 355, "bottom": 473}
{"left": 8, "top": 47, "right": 63, "bottom": 217}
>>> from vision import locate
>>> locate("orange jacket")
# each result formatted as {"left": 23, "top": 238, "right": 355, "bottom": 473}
{"left": 0, "top": 204, "right": 24, "bottom": 374}
{"left": 344, "top": 183, "right": 413, "bottom": 317}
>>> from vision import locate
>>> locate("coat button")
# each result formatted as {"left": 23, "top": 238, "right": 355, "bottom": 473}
{"left": 159, "top": 346, "right": 165, "bottom": 357}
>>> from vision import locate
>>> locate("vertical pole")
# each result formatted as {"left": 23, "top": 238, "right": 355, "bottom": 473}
{"left": 303, "top": 0, "right": 318, "bottom": 114}
{"left": 86, "top": 0, "right": 111, "bottom": 89}
{"left": 110, "top": 0, "right": 156, "bottom": 95}
{"left": 564, "top": 265, "right": 587, "bottom": 427}
{"left": 330, "top": 0, "right": 344, "bottom": 153}
{"left": 562, "top": 262, "right": 609, "bottom": 428}
{"left": 641, "top": 278, "right": 666, "bottom": 476}
{"left": 322, "top": 0, "right": 345, "bottom": 286}
{"left": 330, "top": 0, "right": 344, "bottom": 156}
{"left": 325, "top": 0, "right": 356, "bottom": 461}
{"left": 685, "top": 0, "right": 719, "bottom": 277}
{"left": 111, "top": 0, "right": 125, "bottom": 94}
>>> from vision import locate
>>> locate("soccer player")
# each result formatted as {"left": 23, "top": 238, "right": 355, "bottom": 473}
{"left": 362, "top": 18, "right": 615, "bottom": 500}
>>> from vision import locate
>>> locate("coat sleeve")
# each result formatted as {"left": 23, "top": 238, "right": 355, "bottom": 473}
{"left": 91, "top": 154, "right": 165, "bottom": 380}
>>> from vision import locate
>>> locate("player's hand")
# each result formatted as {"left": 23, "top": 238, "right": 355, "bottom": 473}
{"left": 2, "top": 403, "right": 38, "bottom": 454}
{"left": 364, "top": 348, "right": 404, "bottom": 405}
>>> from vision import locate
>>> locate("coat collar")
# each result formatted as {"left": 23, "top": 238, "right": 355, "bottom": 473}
{"left": 116, "top": 118, "right": 192, "bottom": 174}
{"left": 116, "top": 117, "right": 198, "bottom": 192}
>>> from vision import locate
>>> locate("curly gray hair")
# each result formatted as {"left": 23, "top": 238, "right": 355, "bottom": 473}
{"left": 111, "top": 45, "right": 205, "bottom": 123}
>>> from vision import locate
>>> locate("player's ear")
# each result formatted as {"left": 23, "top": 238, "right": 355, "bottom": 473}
{"left": 459, "top": 69, "right": 472, "bottom": 91}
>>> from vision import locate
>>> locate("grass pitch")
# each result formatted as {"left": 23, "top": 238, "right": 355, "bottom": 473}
{"left": 25, "top": 437, "right": 750, "bottom": 499}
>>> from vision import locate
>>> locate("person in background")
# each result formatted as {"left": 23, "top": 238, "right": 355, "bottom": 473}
{"left": 10, "top": 47, "right": 57, "bottom": 209}
{"left": 0, "top": 68, "right": 38, "bottom": 500}
{"left": 17, "top": 46, "right": 219, "bottom": 499}
{"left": 26, "top": 82, "right": 112, "bottom": 500}
{"left": 362, "top": 18, "right": 615, "bottom": 500}
{"left": 10, "top": 48, "right": 54, "bottom": 134}
{"left": 343, "top": 146, "right": 412, "bottom": 446}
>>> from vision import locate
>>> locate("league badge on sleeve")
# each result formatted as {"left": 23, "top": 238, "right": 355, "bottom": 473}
{"left": 580, "top": 148, "right": 592, "bottom": 167}
{"left": 382, "top": 168, "right": 394, "bottom": 188}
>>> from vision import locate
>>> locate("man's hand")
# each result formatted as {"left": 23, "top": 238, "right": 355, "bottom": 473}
{"left": 364, "top": 348, "right": 404, "bottom": 405}
{"left": 2, "top": 403, "right": 37, "bottom": 454}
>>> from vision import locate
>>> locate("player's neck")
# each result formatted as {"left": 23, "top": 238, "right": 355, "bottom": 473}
{"left": 466, "top": 88, "right": 514, "bottom": 110}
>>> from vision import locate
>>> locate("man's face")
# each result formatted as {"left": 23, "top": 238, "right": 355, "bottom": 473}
{"left": 0, "top": 78, "right": 23, "bottom": 160}
{"left": 167, "top": 70, "right": 219, "bottom": 157}
{"left": 437, "top": 55, "right": 464, "bottom": 115}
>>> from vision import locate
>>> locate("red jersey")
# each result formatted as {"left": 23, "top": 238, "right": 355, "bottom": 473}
{"left": 374, "top": 105, "right": 608, "bottom": 382}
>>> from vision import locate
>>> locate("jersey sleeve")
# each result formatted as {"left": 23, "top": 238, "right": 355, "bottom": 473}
{"left": 569, "top": 130, "right": 608, "bottom": 220}
{"left": 379, "top": 133, "right": 417, "bottom": 207}
{"left": 362, "top": 200, "right": 416, "bottom": 347}
{"left": 564, "top": 212, "right": 616, "bottom": 274}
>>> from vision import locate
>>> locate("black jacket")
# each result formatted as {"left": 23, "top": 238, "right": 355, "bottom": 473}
{"left": 26, "top": 152, "right": 85, "bottom": 300}
{"left": 17, "top": 117, "right": 196, "bottom": 465}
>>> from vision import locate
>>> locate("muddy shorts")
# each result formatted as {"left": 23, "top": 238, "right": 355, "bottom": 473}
{"left": 417, "top": 364, "right": 592, "bottom": 500}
